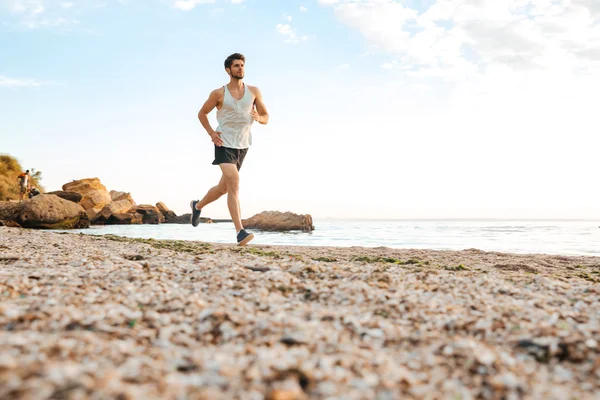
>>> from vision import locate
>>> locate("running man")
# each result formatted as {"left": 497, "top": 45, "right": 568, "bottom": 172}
{"left": 190, "top": 53, "right": 270, "bottom": 246}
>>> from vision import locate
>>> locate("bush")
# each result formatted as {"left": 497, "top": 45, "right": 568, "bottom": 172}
{"left": 0, "top": 154, "right": 45, "bottom": 201}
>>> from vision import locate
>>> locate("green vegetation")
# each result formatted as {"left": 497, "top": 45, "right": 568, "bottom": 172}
{"left": 233, "top": 247, "right": 303, "bottom": 261}
{"left": 0, "top": 154, "right": 44, "bottom": 201}
{"left": 312, "top": 257, "right": 337, "bottom": 262}
{"left": 102, "top": 235, "right": 213, "bottom": 255}
{"left": 351, "top": 256, "right": 427, "bottom": 265}
{"left": 443, "top": 264, "right": 469, "bottom": 271}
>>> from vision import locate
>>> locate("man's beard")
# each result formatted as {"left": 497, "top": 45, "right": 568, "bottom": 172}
{"left": 233, "top": 72, "right": 244, "bottom": 79}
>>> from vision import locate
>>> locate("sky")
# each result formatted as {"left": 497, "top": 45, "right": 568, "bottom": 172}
{"left": 1, "top": 0, "right": 599, "bottom": 220}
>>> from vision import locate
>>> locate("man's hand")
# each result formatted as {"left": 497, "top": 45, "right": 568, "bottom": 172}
{"left": 210, "top": 130, "right": 223, "bottom": 147}
{"left": 249, "top": 110, "right": 262, "bottom": 123}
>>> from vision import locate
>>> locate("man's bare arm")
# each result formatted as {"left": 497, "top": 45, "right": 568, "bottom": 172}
{"left": 250, "top": 87, "right": 269, "bottom": 125}
{"left": 198, "top": 89, "right": 224, "bottom": 146}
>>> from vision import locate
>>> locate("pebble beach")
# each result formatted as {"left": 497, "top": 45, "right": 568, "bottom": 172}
{"left": 1, "top": 227, "right": 599, "bottom": 399}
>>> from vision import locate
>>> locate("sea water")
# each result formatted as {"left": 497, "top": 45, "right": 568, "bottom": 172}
{"left": 64, "top": 219, "right": 600, "bottom": 257}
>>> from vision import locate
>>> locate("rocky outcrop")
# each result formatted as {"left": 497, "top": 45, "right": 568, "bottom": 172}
{"left": 92, "top": 196, "right": 136, "bottom": 224}
{"left": 111, "top": 191, "right": 134, "bottom": 203}
{"left": 46, "top": 191, "right": 83, "bottom": 204}
{"left": 86, "top": 190, "right": 137, "bottom": 225}
{"left": 62, "top": 178, "right": 112, "bottom": 220}
{"left": 164, "top": 213, "right": 213, "bottom": 224}
{"left": 0, "top": 201, "right": 23, "bottom": 222}
{"left": 133, "top": 205, "right": 165, "bottom": 224}
{"left": 109, "top": 190, "right": 128, "bottom": 201}
{"left": 0, "top": 220, "right": 21, "bottom": 228}
{"left": 16, "top": 194, "right": 90, "bottom": 229}
{"left": 156, "top": 202, "right": 177, "bottom": 222}
{"left": 242, "top": 211, "right": 314, "bottom": 232}
{"left": 95, "top": 211, "right": 143, "bottom": 225}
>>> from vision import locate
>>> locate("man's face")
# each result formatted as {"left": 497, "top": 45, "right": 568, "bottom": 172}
{"left": 228, "top": 60, "right": 244, "bottom": 79}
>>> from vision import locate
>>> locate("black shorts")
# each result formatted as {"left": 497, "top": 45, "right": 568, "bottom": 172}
{"left": 212, "top": 145, "right": 248, "bottom": 171}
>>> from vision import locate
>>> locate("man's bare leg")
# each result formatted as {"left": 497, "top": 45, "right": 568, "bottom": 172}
{"left": 196, "top": 175, "right": 227, "bottom": 210}
{"left": 220, "top": 163, "right": 243, "bottom": 232}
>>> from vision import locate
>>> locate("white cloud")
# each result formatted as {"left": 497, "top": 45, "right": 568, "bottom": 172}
{"left": 276, "top": 21, "right": 313, "bottom": 44}
{"left": 300, "top": 6, "right": 308, "bottom": 12}
{"left": 172, "top": 0, "right": 215, "bottom": 11}
{"left": 282, "top": 12, "right": 292, "bottom": 22}
{"left": 4, "top": 0, "right": 82, "bottom": 29}
{"left": 231, "top": 0, "right": 244, "bottom": 3}
{"left": 0, "top": 75, "right": 52, "bottom": 88}
{"left": 7, "top": 0, "right": 44, "bottom": 14}
{"left": 318, "top": 0, "right": 600, "bottom": 83}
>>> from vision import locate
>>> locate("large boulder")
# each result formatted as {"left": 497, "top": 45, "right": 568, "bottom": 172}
{"left": 0, "top": 201, "right": 23, "bottom": 222}
{"left": 92, "top": 196, "right": 136, "bottom": 225}
{"left": 132, "top": 205, "right": 165, "bottom": 224}
{"left": 45, "top": 191, "right": 83, "bottom": 204}
{"left": 156, "top": 202, "right": 177, "bottom": 222}
{"left": 242, "top": 211, "right": 314, "bottom": 232}
{"left": 17, "top": 194, "right": 90, "bottom": 229}
{"left": 62, "top": 178, "right": 112, "bottom": 220}
{"left": 90, "top": 191, "right": 137, "bottom": 225}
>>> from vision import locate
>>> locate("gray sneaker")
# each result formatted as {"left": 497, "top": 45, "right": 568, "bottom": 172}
{"left": 236, "top": 229, "right": 254, "bottom": 246}
{"left": 190, "top": 200, "right": 201, "bottom": 227}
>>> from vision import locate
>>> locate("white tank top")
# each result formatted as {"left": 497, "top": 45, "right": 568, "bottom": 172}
{"left": 216, "top": 84, "right": 255, "bottom": 149}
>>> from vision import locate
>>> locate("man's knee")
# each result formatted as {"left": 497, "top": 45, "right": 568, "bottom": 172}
{"left": 217, "top": 182, "right": 228, "bottom": 195}
{"left": 224, "top": 175, "right": 239, "bottom": 192}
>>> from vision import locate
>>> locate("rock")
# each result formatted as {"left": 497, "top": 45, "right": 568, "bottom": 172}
{"left": 0, "top": 220, "right": 21, "bottom": 228}
{"left": 92, "top": 197, "right": 136, "bottom": 225}
{"left": 242, "top": 211, "right": 314, "bottom": 232}
{"left": 163, "top": 210, "right": 177, "bottom": 222}
{"left": 131, "top": 205, "right": 165, "bottom": 224}
{"left": 111, "top": 191, "right": 135, "bottom": 204}
{"left": 164, "top": 213, "right": 213, "bottom": 224}
{"left": 0, "top": 201, "right": 23, "bottom": 222}
{"left": 156, "top": 202, "right": 177, "bottom": 222}
{"left": 17, "top": 194, "right": 90, "bottom": 229}
{"left": 96, "top": 211, "right": 143, "bottom": 225}
{"left": 155, "top": 201, "right": 169, "bottom": 214}
{"left": 62, "top": 178, "right": 112, "bottom": 220}
{"left": 109, "top": 190, "right": 128, "bottom": 201}
{"left": 45, "top": 191, "right": 83, "bottom": 204}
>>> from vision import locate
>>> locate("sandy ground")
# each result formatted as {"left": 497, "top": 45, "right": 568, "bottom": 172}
{"left": 0, "top": 226, "right": 599, "bottom": 399}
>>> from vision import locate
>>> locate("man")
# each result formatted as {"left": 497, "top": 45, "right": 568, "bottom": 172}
{"left": 190, "top": 53, "right": 269, "bottom": 246}
{"left": 28, "top": 186, "right": 41, "bottom": 199}
{"left": 17, "top": 170, "right": 31, "bottom": 202}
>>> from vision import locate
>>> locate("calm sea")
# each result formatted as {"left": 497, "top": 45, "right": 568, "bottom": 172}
{"left": 63, "top": 219, "right": 600, "bottom": 257}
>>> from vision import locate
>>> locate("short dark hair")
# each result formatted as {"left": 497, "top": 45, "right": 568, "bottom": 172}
{"left": 26, "top": 170, "right": 29, "bottom": 173}
{"left": 224, "top": 53, "right": 245, "bottom": 70}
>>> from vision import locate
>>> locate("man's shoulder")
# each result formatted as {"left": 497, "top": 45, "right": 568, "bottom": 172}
{"left": 247, "top": 85, "right": 261, "bottom": 95}
{"left": 210, "top": 86, "right": 225, "bottom": 96}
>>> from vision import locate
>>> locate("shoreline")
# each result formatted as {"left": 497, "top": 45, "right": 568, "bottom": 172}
{"left": 64, "top": 221, "right": 600, "bottom": 258}
{"left": 1, "top": 227, "right": 599, "bottom": 399}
